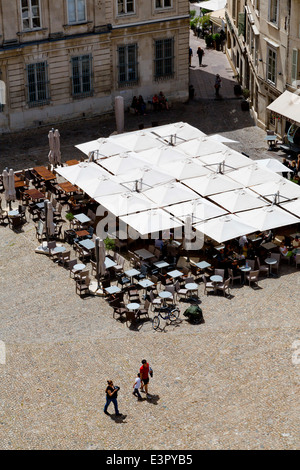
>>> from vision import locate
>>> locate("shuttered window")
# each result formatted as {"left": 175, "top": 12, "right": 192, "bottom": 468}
{"left": 26, "top": 62, "right": 50, "bottom": 106}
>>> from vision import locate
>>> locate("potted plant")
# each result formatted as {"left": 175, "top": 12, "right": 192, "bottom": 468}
{"left": 65, "top": 211, "right": 74, "bottom": 227}
{"left": 104, "top": 237, "right": 116, "bottom": 253}
{"left": 212, "top": 33, "right": 221, "bottom": 50}
{"left": 205, "top": 34, "right": 213, "bottom": 48}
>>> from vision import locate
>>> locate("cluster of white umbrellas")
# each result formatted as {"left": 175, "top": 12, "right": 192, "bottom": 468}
{"left": 54, "top": 121, "right": 300, "bottom": 243}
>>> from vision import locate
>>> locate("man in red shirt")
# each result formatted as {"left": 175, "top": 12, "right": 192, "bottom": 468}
{"left": 140, "top": 359, "right": 153, "bottom": 397}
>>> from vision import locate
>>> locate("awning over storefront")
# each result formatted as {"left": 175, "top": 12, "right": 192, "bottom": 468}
{"left": 267, "top": 90, "right": 300, "bottom": 126}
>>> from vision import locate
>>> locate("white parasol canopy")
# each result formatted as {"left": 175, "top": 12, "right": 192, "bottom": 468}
{"left": 255, "top": 158, "right": 293, "bottom": 173}
{"left": 160, "top": 158, "right": 212, "bottom": 180}
{"left": 112, "top": 131, "right": 163, "bottom": 152}
{"left": 8, "top": 169, "right": 16, "bottom": 203}
{"left": 48, "top": 129, "right": 55, "bottom": 165}
{"left": 95, "top": 191, "right": 156, "bottom": 217}
{"left": 120, "top": 208, "right": 183, "bottom": 236}
{"left": 278, "top": 199, "right": 300, "bottom": 218}
{"left": 198, "top": 149, "right": 251, "bottom": 170}
{"left": 46, "top": 200, "right": 55, "bottom": 237}
{"left": 98, "top": 152, "right": 145, "bottom": 175}
{"left": 76, "top": 137, "right": 130, "bottom": 159}
{"left": 164, "top": 197, "right": 227, "bottom": 222}
{"left": 210, "top": 188, "right": 269, "bottom": 213}
{"left": 227, "top": 164, "right": 279, "bottom": 187}
{"left": 136, "top": 146, "right": 187, "bottom": 167}
{"left": 144, "top": 181, "right": 199, "bottom": 206}
{"left": 176, "top": 136, "right": 227, "bottom": 157}
{"left": 183, "top": 173, "right": 242, "bottom": 197}
{"left": 237, "top": 205, "right": 300, "bottom": 231}
{"left": 53, "top": 129, "right": 61, "bottom": 165}
{"left": 194, "top": 214, "right": 256, "bottom": 244}
{"left": 151, "top": 122, "right": 206, "bottom": 143}
{"left": 80, "top": 174, "right": 125, "bottom": 198}
{"left": 118, "top": 165, "right": 173, "bottom": 191}
{"left": 251, "top": 178, "right": 300, "bottom": 203}
{"left": 266, "top": 90, "right": 300, "bottom": 127}
{"left": 55, "top": 161, "right": 108, "bottom": 185}
{"left": 207, "top": 134, "right": 239, "bottom": 143}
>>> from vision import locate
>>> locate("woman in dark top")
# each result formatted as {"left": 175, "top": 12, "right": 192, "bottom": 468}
{"left": 104, "top": 380, "right": 121, "bottom": 416}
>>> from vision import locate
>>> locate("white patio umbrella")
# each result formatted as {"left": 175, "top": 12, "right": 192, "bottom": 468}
{"left": 151, "top": 122, "right": 206, "bottom": 143}
{"left": 227, "top": 163, "right": 279, "bottom": 187}
{"left": 159, "top": 157, "right": 212, "bottom": 180}
{"left": 207, "top": 134, "right": 239, "bottom": 143}
{"left": 164, "top": 198, "right": 227, "bottom": 222}
{"left": 75, "top": 137, "right": 130, "bottom": 159}
{"left": 48, "top": 129, "right": 55, "bottom": 165}
{"left": 251, "top": 178, "right": 300, "bottom": 203}
{"left": 112, "top": 130, "right": 163, "bottom": 152}
{"left": 198, "top": 149, "right": 251, "bottom": 170}
{"left": 95, "top": 237, "right": 106, "bottom": 287}
{"left": 46, "top": 200, "right": 55, "bottom": 238}
{"left": 136, "top": 146, "right": 186, "bottom": 167}
{"left": 255, "top": 158, "right": 293, "bottom": 174}
{"left": 120, "top": 208, "right": 183, "bottom": 236}
{"left": 209, "top": 188, "right": 268, "bottom": 213}
{"left": 237, "top": 205, "right": 300, "bottom": 232}
{"left": 7, "top": 169, "right": 16, "bottom": 206}
{"left": 183, "top": 173, "right": 242, "bottom": 197}
{"left": 95, "top": 191, "right": 156, "bottom": 217}
{"left": 2, "top": 169, "right": 9, "bottom": 204}
{"left": 55, "top": 162, "right": 108, "bottom": 185}
{"left": 194, "top": 214, "right": 256, "bottom": 243}
{"left": 98, "top": 152, "right": 145, "bottom": 176}
{"left": 176, "top": 136, "right": 226, "bottom": 158}
{"left": 80, "top": 174, "right": 125, "bottom": 198}
{"left": 278, "top": 199, "right": 300, "bottom": 218}
{"left": 144, "top": 181, "right": 199, "bottom": 206}
{"left": 53, "top": 129, "right": 61, "bottom": 166}
{"left": 118, "top": 165, "right": 173, "bottom": 191}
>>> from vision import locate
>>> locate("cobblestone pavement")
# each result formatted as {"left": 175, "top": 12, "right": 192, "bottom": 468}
{"left": 0, "top": 31, "right": 299, "bottom": 451}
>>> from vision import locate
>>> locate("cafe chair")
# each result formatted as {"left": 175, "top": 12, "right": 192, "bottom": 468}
{"left": 149, "top": 290, "right": 162, "bottom": 311}
{"left": 137, "top": 299, "right": 150, "bottom": 321}
{"left": 228, "top": 268, "right": 242, "bottom": 285}
{"left": 202, "top": 275, "right": 215, "bottom": 296}
{"left": 256, "top": 258, "right": 269, "bottom": 276}
{"left": 110, "top": 298, "right": 127, "bottom": 320}
{"left": 216, "top": 278, "right": 231, "bottom": 296}
{"left": 245, "top": 270, "right": 260, "bottom": 288}
{"left": 75, "top": 276, "right": 90, "bottom": 297}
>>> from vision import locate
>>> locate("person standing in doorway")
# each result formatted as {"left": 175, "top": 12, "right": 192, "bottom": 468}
{"left": 189, "top": 47, "right": 193, "bottom": 66}
{"left": 197, "top": 46, "right": 204, "bottom": 66}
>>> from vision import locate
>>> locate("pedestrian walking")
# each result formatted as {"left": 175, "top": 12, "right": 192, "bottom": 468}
{"left": 132, "top": 373, "right": 142, "bottom": 400}
{"left": 140, "top": 359, "right": 153, "bottom": 397}
{"left": 214, "top": 74, "right": 222, "bottom": 96}
{"left": 104, "top": 380, "right": 122, "bottom": 416}
{"left": 189, "top": 47, "right": 193, "bottom": 66}
{"left": 197, "top": 46, "right": 204, "bottom": 66}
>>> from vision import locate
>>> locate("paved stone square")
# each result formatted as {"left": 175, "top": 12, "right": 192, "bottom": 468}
{"left": 0, "top": 31, "right": 299, "bottom": 451}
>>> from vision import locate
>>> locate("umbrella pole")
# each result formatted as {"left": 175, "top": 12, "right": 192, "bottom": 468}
{"left": 44, "top": 200, "right": 49, "bottom": 244}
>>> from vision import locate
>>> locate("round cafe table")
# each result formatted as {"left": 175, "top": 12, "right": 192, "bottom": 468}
{"left": 210, "top": 275, "right": 222, "bottom": 294}
{"left": 126, "top": 303, "right": 140, "bottom": 311}
{"left": 185, "top": 282, "right": 199, "bottom": 301}
{"left": 159, "top": 291, "right": 173, "bottom": 306}
{"left": 73, "top": 263, "right": 86, "bottom": 272}
{"left": 265, "top": 257, "right": 277, "bottom": 277}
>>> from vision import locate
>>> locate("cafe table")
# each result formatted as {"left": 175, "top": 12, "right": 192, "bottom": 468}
{"left": 185, "top": 282, "right": 198, "bottom": 299}
{"left": 104, "top": 257, "right": 117, "bottom": 269}
{"left": 74, "top": 213, "right": 91, "bottom": 226}
{"left": 33, "top": 166, "right": 56, "bottom": 181}
{"left": 58, "top": 182, "right": 78, "bottom": 194}
{"left": 79, "top": 238, "right": 95, "bottom": 250}
{"left": 24, "top": 188, "right": 45, "bottom": 201}
{"left": 265, "top": 257, "right": 277, "bottom": 277}
{"left": 210, "top": 275, "right": 223, "bottom": 293}
{"left": 153, "top": 260, "right": 169, "bottom": 272}
{"left": 167, "top": 269, "right": 183, "bottom": 279}
{"left": 134, "top": 248, "right": 153, "bottom": 260}
{"left": 239, "top": 265, "right": 251, "bottom": 284}
{"left": 195, "top": 261, "right": 211, "bottom": 270}
{"left": 125, "top": 268, "right": 140, "bottom": 283}
{"left": 66, "top": 159, "right": 79, "bottom": 166}
{"left": 158, "top": 291, "right": 173, "bottom": 306}
{"left": 105, "top": 285, "right": 121, "bottom": 295}
{"left": 73, "top": 263, "right": 86, "bottom": 272}
{"left": 138, "top": 279, "right": 154, "bottom": 299}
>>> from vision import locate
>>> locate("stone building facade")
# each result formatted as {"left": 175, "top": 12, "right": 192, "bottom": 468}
{"left": 0, "top": 0, "right": 189, "bottom": 132}
{"left": 225, "top": 0, "right": 300, "bottom": 136}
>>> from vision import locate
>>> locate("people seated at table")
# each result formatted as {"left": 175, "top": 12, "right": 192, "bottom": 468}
{"left": 292, "top": 235, "right": 300, "bottom": 248}
{"left": 279, "top": 241, "right": 293, "bottom": 258}
{"left": 137, "top": 95, "right": 146, "bottom": 115}
{"left": 152, "top": 94, "right": 159, "bottom": 111}
{"left": 131, "top": 96, "right": 138, "bottom": 114}
{"left": 158, "top": 91, "right": 169, "bottom": 110}
{"left": 260, "top": 229, "right": 273, "bottom": 244}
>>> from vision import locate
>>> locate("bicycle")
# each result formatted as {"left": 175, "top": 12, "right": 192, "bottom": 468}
{"left": 152, "top": 305, "right": 180, "bottom": 330}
